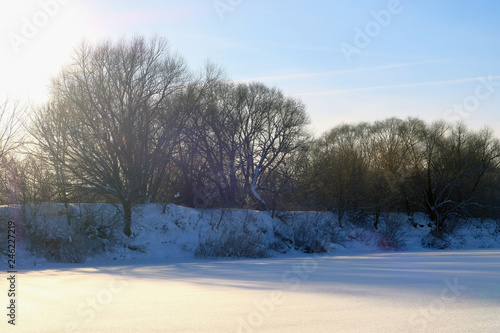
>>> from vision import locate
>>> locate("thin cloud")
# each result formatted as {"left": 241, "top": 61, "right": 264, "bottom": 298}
{"left": 238, "top": 60, "right": 450, "bottom": 83}
{"left": 293, "top": 75, "right": 500, "bottom": 97}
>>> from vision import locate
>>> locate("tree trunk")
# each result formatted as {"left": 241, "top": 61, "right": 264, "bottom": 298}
{"left": 374, "top": 208, "right": 380, "bottom": 229}
{"left": 123, "top": 199, "right": 132, "bottom": 237}
{"left": 338, "top": 209, "right": 344, "bottom": 228}
{"left": 64, "top": 202, "right": 72, "bottom": 226}
{"left": 250, "top": 163, "right": 268, "bottom": 210}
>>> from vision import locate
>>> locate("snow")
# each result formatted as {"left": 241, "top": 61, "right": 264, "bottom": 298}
{"left": 1, "top": 203, "right": 499, "bottom": 332}
{"left": 5, "top": 251, "right": 500, "bottom": 332}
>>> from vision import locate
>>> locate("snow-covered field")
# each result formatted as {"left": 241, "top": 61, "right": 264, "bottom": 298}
{"left": 4, "top": 250, "right": 500, "bottom": 332}
{"left": 1, "top": 203, "right": 500, "bottom": 332}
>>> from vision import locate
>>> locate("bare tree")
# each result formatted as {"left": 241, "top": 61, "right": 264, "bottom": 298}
{"left": 367, "top": 118, "right": 412, "bottom": 228}
{"left": 11, "top": 155, "right": 56, "bottom": 205}
{"left": 34, "top": 36, "right": 190, "bottom": 236}
{"left": 0, "top": 98, "right": 24, "bottom": 160}
{"left": 236, "top": 83, "right": 310, "bottom": 209}
{"left": 421, "top": 123, "right": 500, "bottom": 233}
{"left": 304, "top": 117, "right": 500, "bottom": 233}
{"left": 183, "top": 81, "right": 309, "bottom": 210}
{"left": 28, "top": 101, "right": 75, "bottom": 224}
{"left": 309, "top": 124, "right": 370, "bottom": 227}
{"left": 0, "top": 97, "right": 25, "bottom": 204}
{"left": 183, "top": 79, "right": 243, "bottom": 207}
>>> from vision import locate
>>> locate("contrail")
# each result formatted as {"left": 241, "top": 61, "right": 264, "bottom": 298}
{"left": 293, "top": 75, "right": 500, "bottom": 97}
{"left": 237, "top": 59, "right": 449, "bottom": 83}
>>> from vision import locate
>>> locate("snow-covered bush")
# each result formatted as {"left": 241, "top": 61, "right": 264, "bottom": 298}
{"left": 493, "top": 219, "right": 500, "bottom": 236}
{"left": 293, "top": 219, "right": 327, "bottom": 253}
{"left": 277, "top": 211, "right": 342, "bottom": 253}
{"left": 348, "top": 210, "right": 372, "bottom": 229}
{"left": 443, "top": 217, "right": 468, "bottom": 234}
{"left": 195, "top": 229, "right": 270, "bottom": 258}
{"left": 376, "top": 214, "right": 410, "bottom": 250}
{"left": 347, "top": 227, "right": 373, "bottom": 245}
{"left": 421, "top": 230, "right": 450, "bottom": 249}
{"left": 195, "top": 209, "right": 273, "bottom": 258}
{"left": 24, "top": 203, "right": 118, "bottom": 262}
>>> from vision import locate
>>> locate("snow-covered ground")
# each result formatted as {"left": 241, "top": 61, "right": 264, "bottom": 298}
{"left": 1, "top": 203, "right": 500, "bottom": 332}
{"left": 5, "top": 250, "right": 500, "bottom": 332}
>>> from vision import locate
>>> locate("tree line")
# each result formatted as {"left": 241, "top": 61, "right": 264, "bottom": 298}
{"left": 1, "top": 36, "right": 499, "bottom": 236}
{"left": 300, "top": 118, "right": 500, "bottom": 233}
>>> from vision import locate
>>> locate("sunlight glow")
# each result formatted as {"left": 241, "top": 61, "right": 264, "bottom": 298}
{"left": 0, "top": 1, "right": 91, "bottom": 103}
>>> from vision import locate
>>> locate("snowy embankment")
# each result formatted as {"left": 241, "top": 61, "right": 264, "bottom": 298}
{"left": 1, "top": 202, "right": 499, "bottom": 266}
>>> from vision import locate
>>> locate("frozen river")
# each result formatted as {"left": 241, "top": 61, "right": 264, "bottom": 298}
{"left": 5, "top": 250, "right": 500, "bottom": 332}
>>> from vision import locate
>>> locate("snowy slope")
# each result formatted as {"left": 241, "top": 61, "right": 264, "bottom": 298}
{"left": 1, "top": 203, "right": 499, "bottom": 266}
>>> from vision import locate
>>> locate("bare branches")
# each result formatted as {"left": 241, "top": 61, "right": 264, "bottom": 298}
{"left": 33, "top": 36, "right": 191, "bottom": 236}
{"left": 305, "top": 117, "right": 500, "bottom": 231}
{"left": 175, "top": 80, "right": 310, "bottom": 210}
{"left": 0, "top": 97, "right": 25, "bottom": 159}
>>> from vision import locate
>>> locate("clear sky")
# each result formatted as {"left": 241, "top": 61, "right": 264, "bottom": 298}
{"left": 1, "top": 0, "right": 499, "bottom": 136}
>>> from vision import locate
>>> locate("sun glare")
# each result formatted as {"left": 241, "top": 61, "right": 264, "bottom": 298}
{"left": 0, "top": 1, "right": 89, "bottom": 103}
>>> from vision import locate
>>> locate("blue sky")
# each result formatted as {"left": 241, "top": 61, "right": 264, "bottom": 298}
{"left": 1, "top": 0, "right": 499, "bottom": 136}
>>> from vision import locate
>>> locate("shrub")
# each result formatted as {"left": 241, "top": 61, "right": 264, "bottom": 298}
{"left": 195, "top": 209, "right": 272, "bottom": 258}
{"left": 443, "top": 217, "right": 467, "bottom": 235}
{"left": 293, "top": 219, "right": 327, "bottom": 253}
{"left": 376, "top": 214, "right": 410, "bottom": 251}
{"left": 24, "top": 203, "right": 118, "bottom": 263}
{"left": 195, "top": 229, "right": 270, "bottom": 258}
{"left": 348, "top": 210, "right": 372, "bottom": 229}
{"left": 290, "top": 212, "right": 342, "bottom": 253}
{"left": 421, "top": 230, "right": 450, "bottom": 249}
